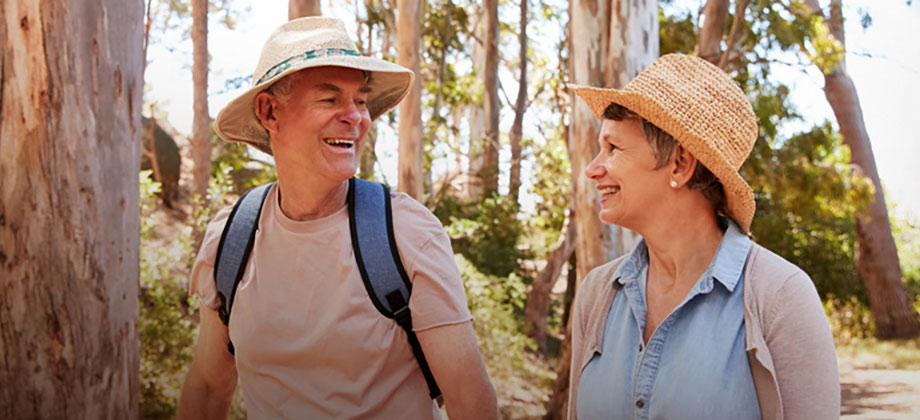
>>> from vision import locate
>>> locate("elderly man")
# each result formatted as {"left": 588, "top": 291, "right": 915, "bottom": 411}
{"left": 178, "top": 17, "right": 497, "bottom": 419}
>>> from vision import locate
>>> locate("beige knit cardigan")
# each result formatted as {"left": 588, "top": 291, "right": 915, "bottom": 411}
{"left": 568, "top": 243, "right": 840, "bottom": 419}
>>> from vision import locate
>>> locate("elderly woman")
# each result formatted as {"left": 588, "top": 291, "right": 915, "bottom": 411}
{"left": 566, "top": 54, "right": 840, "bottom": 419}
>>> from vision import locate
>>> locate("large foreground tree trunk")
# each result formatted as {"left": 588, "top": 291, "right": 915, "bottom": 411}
{"left": 480, "top": 0, "right": 500, "bottom": 196}
{"left": 0, "top": 0, "right": 143, "bottom": 417}
{"left": 397, "top": 0, "right": 423, "bottom": 199}
{"left": 191, "top": 0, "right": 210, "bottom": 202}
{"left": 801, "top": 0, "right": 918, "bottom": 339}
{"left": 545, "top": 2, "right": 611, "bottom": 418}
{"left": 545, "top": 1, "right": 658, "bottom": 418}
{"left": 289, "top": 0, "right": 321, "bottom": 19}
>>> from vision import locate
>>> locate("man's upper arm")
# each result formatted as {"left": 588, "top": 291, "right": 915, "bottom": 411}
{"left": 764, "top": 272, "right": 840, "bottom": 419}
{"left": 416, "top": 321, "right": 498, "bottom": 420}
{"left": 178, "top": 306, "right": 238, "bottom": 419}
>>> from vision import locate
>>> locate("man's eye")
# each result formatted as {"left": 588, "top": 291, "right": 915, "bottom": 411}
{"left": 322, "top": 98, "right": 336, "bottom": 103}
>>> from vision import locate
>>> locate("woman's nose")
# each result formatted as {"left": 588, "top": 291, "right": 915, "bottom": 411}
{"left": 585, "top": 153, "right": 605, "bottom": 179}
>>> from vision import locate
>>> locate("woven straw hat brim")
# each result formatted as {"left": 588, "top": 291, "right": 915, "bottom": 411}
{"left": 214, "top": 56, "right": 413, "bottom": 155}
{"left": 569, "top": 84, "right": 756, "bottom": 233}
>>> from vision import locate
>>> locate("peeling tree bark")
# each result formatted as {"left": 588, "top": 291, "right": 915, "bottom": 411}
{"left": 545, "top": 1, "right": 658, "bottom": 418}
{"left": 480, "top": 0, "right": 501, "bottom": 196}
{"left": 0, "top": 0, "right": 142, "bottom": 417}
{"left": 191, "top": 0, "right": 210, "bottom": 206}
{"left": 397, "top": 0, "right": 423, "bottom": 200}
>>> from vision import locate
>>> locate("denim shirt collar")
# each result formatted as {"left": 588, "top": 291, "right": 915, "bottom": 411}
{"left": 612, "top": 219, "right": 751, "bottom": 293}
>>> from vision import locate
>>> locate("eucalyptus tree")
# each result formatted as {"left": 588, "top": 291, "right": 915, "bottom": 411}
{"left": 0, "top": 0, "right": 143, "bottom": 416}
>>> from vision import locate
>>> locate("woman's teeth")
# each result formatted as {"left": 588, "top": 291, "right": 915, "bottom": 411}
{"left": 324, "top": 138, "right": 354, "bottom": 148}
{"left": 600, "top": 186, "right": 620, "bottom": 196}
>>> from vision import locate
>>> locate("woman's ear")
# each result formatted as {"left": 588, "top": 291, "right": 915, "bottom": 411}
{"left": 254, "top": 91, "right": 279, "bottom": 133}
{"left": 670, "top": 146, "right": 698, "bottom": 188}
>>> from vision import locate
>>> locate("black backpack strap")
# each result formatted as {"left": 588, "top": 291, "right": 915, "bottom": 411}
{"left": 347, "top": 177, "right": 442, "bottom": 400}
{"left": 213, "top": 182, "right": 274, "bottom": 355}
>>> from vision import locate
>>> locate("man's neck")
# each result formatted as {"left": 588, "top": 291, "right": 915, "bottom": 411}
{"left": 275, "top": 175, "right": 349, "bottom": 221}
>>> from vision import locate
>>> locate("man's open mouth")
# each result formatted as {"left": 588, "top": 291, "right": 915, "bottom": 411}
{"left": 324, "top": 138, "right": 355, "bottom": 148}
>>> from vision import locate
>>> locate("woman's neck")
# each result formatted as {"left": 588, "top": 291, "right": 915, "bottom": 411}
{"left": 641, "top": 205, "right": 725, "bottom": 290}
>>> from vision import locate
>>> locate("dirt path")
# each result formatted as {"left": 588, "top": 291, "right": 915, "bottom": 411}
{"left": 839, "top": 357, "right": 920, "bottom": 419}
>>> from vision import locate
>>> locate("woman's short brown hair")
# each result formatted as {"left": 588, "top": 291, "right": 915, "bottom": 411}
{"left": 602, "top": 103, "right": 728, "bottom": 219}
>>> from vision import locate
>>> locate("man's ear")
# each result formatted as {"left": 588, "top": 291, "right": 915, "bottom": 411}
{"left": 670, "top": 145, "right": 698, "bottom": 188}
{"left": 254, "top": 91, "right": 279, "bottom": 133}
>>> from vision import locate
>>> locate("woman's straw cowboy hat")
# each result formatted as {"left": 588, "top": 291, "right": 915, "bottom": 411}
{"left": 569, "top": 53, "right": 759, "bottom": 232}
{"left": 214, "top": 17, "right": 414, "bottom": 155}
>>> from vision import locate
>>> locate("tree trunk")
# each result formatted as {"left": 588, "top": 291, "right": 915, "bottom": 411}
{"left": 191, "top": 0, "right": 210, "bottom": 201}
{"left": 359, "top": 125, "right": 377, "bottom": 181}
{"left": 397, "top": 0, "right": 423, "bottom": 200}
{"left": 603, "top": 0, "right": 658, "bottom": 261}
{"left": 545, "top": 2, "right": 611, "bottom": 418}
{"left": 694, "top": 0, "right": 728, "bottom": 65}
{"left": 802, "top": 0, "right": 918, "bottom": 339}
{"left": 480, "top": 0, "right": 500, "bottom": 196}
{"left": 509, "top": 0, "right": 528, "bottom": 202}
{"left": 289, "top": 0, "right": 321, "bottom": 19}
{"left": 525, "top": 214, "right": 575, "bottom": 355}
{"left": 0, "top": 0, "right": 142, "bottom": 417}
{"left": 545, "top": 1, "right": 658, "bottom": 417}
{"left": 466, "top": 10, "right": 486, "bottom": 199}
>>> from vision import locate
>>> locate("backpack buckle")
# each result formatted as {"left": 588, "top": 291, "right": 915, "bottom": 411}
{"left": 391, "top": 305, "right": 412, "bottom": 329}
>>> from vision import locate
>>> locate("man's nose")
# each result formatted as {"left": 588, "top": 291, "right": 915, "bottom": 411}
{"left": 338, "top": 102, "right": 363, "bottom": 125}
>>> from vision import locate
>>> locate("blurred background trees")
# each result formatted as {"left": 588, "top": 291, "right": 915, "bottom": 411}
{"left": 127, "top": 0, "right": 920, "bottom": 417}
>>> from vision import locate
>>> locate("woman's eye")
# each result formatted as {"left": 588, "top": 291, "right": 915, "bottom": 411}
{"left": 606, "top": 143, "right": 618, "bottom": 152}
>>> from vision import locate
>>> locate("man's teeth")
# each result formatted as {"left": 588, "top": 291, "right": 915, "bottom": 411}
{"left": 324, "top": 138, "right": 354, "bottom": 147}
{"left": 600, "top": 187, "right": 620, "bottom": 196}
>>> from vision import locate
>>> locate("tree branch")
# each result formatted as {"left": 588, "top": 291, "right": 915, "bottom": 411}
{"left": 718, "top": 0, "right": 751, "bottom": 70}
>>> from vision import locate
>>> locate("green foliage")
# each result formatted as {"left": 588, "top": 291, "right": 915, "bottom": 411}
{"left": 140, "top": 165, "right": 240, "bottom": 418}
{"left": 139, "top": 171, "right": 199, "bottom": 417}
{"left": 659, "top": 7, "right": 696, "bottom": 56}
{"left": 745, "top": 118, "right": 873, "bottom": 301}
{"left": 528, "top": 126, "right": 571, "bottom": 234}
{"left": 825, "top": 295, "right": 876, "bottom": 343}
{"left": 457, "top": 255, "right": 534, "bottom": 378}
{"left": 890, "top": 205, "right": 920, "bottom": 312}
{"left": 436, "top": 194, "right": 528, "bottom": 278}
{"left": 210, "top": 129, "right": 277, "bottom": 193}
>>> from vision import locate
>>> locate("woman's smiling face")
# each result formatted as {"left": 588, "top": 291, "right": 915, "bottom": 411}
{"left": 584, "top": 117, "right": 672, "bottom": 230}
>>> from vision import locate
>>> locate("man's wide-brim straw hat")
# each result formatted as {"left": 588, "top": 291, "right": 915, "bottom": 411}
{"left": 569, "top": 53, "right": 758, "bottom": 232}
{"left": 214, "top": 17, "right": 414, "bottom": 155}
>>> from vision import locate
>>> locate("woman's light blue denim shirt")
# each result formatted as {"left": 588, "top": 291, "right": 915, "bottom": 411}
{"left": 576, "top": 220, "right": 761, "bottom": 420}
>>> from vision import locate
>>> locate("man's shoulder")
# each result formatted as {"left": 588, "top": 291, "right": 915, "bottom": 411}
{"left": 196, "top": 204, "right": 236, "bottom": 263}
{"left": 388, "top": 191, "right": 445, "bottom": 231}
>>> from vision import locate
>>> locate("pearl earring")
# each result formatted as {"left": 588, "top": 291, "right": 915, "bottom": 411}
{"left": 670, "top": 180, "right": 678, "bottom": 188}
